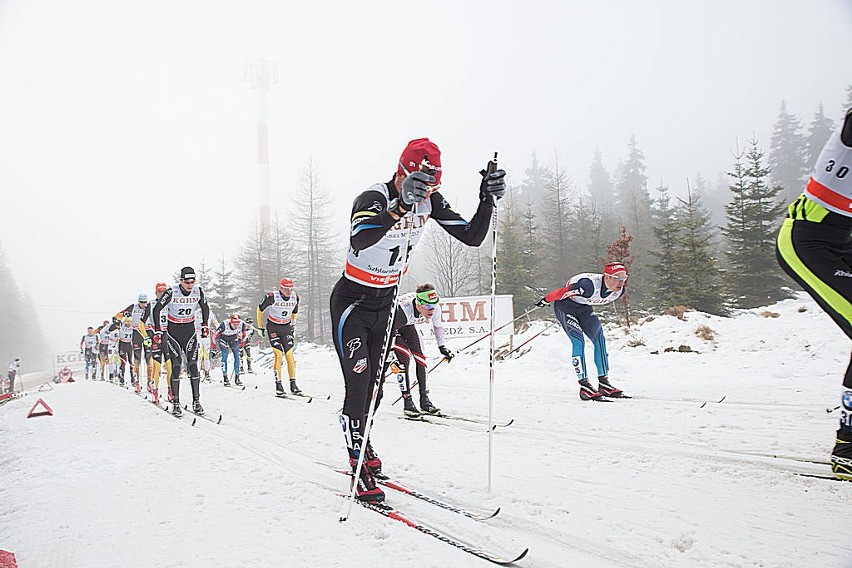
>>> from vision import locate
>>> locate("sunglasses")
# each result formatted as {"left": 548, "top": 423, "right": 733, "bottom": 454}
{"left": 419, "top": 303, "right": 437, "bottom": 311}
{"left": 606, "top": 274, "right": 628, "bottom": 282}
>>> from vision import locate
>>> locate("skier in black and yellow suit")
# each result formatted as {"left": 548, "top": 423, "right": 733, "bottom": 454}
{"left": 776, "top": 107, "right": 852, "bottom": 481}
{"left": 257, "top": 277, "right": 301, "bottom": 397}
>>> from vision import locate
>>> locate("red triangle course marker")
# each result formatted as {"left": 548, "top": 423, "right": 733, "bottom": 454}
{"left": 27, "top": 398, "right": 53, "bottom": 418}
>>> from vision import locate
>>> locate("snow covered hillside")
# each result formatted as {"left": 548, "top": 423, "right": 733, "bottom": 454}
{"left": 1, "top": 293, "right": 850, "bottom": 567}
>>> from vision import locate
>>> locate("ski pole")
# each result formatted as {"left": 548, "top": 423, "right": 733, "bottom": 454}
{"left": 389, "top": 305, "right": 543, "bottom": 406}
{"left": 499, "top": 322, "right": 557, "bottom": 359}
{"left": 340, "top": 199, "right": 419, "bottom": 522}
{"left": 486, "top": 151, "right": 498, "bottom": 492}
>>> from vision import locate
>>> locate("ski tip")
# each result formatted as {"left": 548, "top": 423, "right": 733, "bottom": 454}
{"left": 699, "top": 401, "right": 708, "bottom": 409}
{"left": 504, "top": 419, "right": 514, "bottom": 427}
{"left": 489, "top": 507, "right": 501, "bottom": 519}
{"left": 217, "top": 414, "right": 223, "bottom": 424}
{"left": 718, "top": 395, "right": 727, "bottom": 403}
{"left": 307, "top": 397, "right": 313, "bottom": 403}
{"left": 191, "top": 417, "right": 197, "bottom": 426}
{"left": 510, "top": 548, "right": 530, "bottom": 563}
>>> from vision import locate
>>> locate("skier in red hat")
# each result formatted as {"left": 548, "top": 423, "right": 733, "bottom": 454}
{"left": 330, "top": 137, "right": 507, "bottom": 502}
{"left": 535, "top": 262, "right": 629, "bottom": 401}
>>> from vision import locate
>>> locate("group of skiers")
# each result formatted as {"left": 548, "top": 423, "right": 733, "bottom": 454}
{"left": 64, "top": 116, "right": 852, "bottom": 498}
{"left": 79, "top": 269, "right": 304, "bottom": 417}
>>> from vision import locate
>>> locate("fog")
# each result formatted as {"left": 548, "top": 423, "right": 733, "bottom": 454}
{"left": 1, "top": 0, "right": 850, "bottom": 356}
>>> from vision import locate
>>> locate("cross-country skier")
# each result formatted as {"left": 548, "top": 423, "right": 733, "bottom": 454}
{"left": 147, "top": 282, "right": 171, "bottom": 403}
{"left": 213, "top": 314, "right": 246, "bottom": 387}
{"left": 152, "top": 267, "right": 210, "bottom": 417}
{"left": 776, "top": 107, "right": 852, "bottom": 481}
{"left": 329, "top": 137, "right": 506, "bottom": 502}
{"left": 535, "top": 262, "right": 629, "bottom": 401}
{"left": 96, "top": 319, "right": 113, "bottom": 381}
{"left": 389, "top": 283, "right": 454, "bottom": 419}
{"left": 240, "top": 317, "right": 255, "bottom": 374}
{"left": 117, "top": 316, "right": 135, "bottom": 387}
{"left": 256, "top": 278, "right": 301, "bottom": 397}
{"left": 115, "top": 294, "right": 152, "bottom": 391}
{"left": 6, "top": 358, "right": 19, "bottom": 394}
{"left": 80, "top": 326, "right": 99, "bottom": 380}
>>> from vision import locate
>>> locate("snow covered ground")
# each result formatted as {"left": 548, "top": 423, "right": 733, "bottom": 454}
{"left": 1, "top": 292, "right": 850, "bottom": 567}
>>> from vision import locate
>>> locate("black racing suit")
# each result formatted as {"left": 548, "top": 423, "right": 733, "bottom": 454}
{"left": 152, "top": 286, "right": 210, "bottom": 404}
{"left": 330, "top": 177, "right": 494, "bottom": 463}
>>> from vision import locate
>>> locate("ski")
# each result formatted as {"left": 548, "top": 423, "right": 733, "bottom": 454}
{"left": 223, "top": 383, "right": 246, "bottom": 391}
{"left": 429, "top": 413, "right": 515, "bottom": 428}
{"left": 276, "top": 392, "right": 313, "bottom": 403}
{"left": 163, "top": 404, "right": 196, "bottom": 426}
{"left": 339, "top": 495, "right": 528, "bottom": 565}
{"left": 330, "top": 466, "right": 500, "bottom": 521}
{"left": 181, "top": 404, "right": 223, "bottom": 424}
{"left": 793, "top": 472, "right": 846, "bottom": 482}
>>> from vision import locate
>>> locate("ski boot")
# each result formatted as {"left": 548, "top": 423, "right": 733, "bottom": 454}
{"left": 133, "top": 380, "right": 141, "bottom": 395}
{"left": 223, "top": 376, "right": 231, "bottom": 387}
{"left": 597, "top": 376, "right": 624, "bottom": 398}
{"left": 289, "top": 379, "right": 302, "bottom": 395}
{"left": 419, "top": 395, "right": 440, "bottom": 415}
{"left": 831, "top": 429, "right": 852, "bottom": 481}
{"left": 172, "top": 401, "right": 182, "bottom": 417}
{"left": 192, "top": 398, "right": 204, "bottom": 416}
{"left": 167, "top": 387, "right": 174, "bottom": 403}
{"left": 234, "top": 375, "right": 243, "bottom": 387}
{"left": 364, "top": 442, "right": 386, "bottom": 480}
{"left": 579, "top": 379, "right": 604, "bottom": 401}
{"left": 403, "top": 396, "right": 422, "bottom": 419}
{"left": 152, "top": 389, "right": 159, "bottom": 404}
{"left": 147, "top": 379, "right": 154, "bottom": 393}
{"left": 275, "top": 380, "right": 287, "bottom": 398}
{"left": 349, "top": 456, "right": 385, "bottom": 502}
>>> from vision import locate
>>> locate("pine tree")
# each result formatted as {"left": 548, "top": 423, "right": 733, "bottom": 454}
{"left": 588, "top": 149, "right": 614, "bottom": 213}
{"left": 768, "top": 100, "right": 807, "bottom": 204}
{"left": 208, "top": 254, "right": 239, "bottom": 323}
{"left": 538, "top": 156, "right": 575, "bottom": 288}
{"left": 675, "top": 184, "right": 727, "bottom": 315}
{"left": 519, "top": 152, "right": 550, "bottom": 212}
{"left": 497, "top": 186, "right": 537, "bottom": 315}
{"left": 649, "top": 183, "right": 686, "bottom": 309}
{"left": 804, "top": 103, "right": 835, "bottom": 169}
{"left": 722, "top": 138, "right": 791, "bottom": 308}
{"left": 0, "top": 243, "right": 46, "bottom": 369}
{"left": 614, "top": 136, "right": 652, "bottom": 306}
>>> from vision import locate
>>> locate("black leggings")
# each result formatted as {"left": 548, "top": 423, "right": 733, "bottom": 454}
{"left": 391, "top": 325, "right": 428, "bottom": 398}
{"left": 330, "top": 278, "right": 394, "bottom": 458}
{"left": 166, "top": 323, "right": 201, "bottom": 402}
{"left": 776, "top": 217, "right": 852, "bottom": 388}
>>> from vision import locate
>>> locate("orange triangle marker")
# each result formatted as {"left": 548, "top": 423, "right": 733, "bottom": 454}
{"left": 27, "top": 398, "right": 53, "bottom": 418}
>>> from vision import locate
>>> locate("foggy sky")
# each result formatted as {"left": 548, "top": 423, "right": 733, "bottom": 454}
{"left": 1, "top": 0, "right": 851, "bottom": 355}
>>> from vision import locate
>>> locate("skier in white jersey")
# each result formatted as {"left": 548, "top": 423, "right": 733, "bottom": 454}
{"left": 152, "top": 267, "right": 210, "bottom": 417}
{"left": 329, "top": 137, "right": 506, "bottom": 502}
{"left": 776, "top": 107, "right": 852, "bottom": 481}
{"left": 80, "top": 327, "right": 99, "bottom": 380}
{"left": 536, "top": 262, "right": 629, "bottom": 401}
{"left": 257, "top": 277, "right": 301, "bottom": 396}
{"left": 389, "top": 283, "right": 454, "bottom": 418}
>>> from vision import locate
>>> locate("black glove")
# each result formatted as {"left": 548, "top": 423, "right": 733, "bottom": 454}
{"left": 258, "top": 328, "right": 266, "bottom": 338}
{"left": 401, "top": 171, "right": 435, "bottom": 208}
{"left": 439, "top": 345, "right": 454, "bottom": 362}
{"left": 479, "top": 169, "right": 507, "bottom": 204}
{"left": 535, "top": 297, "right": 549, "bottom": 308}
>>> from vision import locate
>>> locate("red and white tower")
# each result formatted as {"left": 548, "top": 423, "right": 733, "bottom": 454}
{"left": 244, "top": 60, "right": 278, "bottom": 236}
